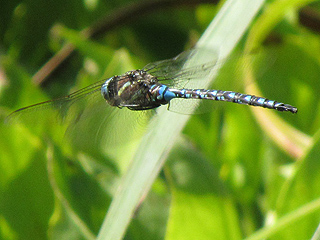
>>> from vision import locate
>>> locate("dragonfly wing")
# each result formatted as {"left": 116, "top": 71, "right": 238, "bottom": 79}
{"left": 5, "top": 80, "right": 109, "bottom": 148}
{"left": 6, "top": 79, "right": 106, "bottom": 124}
{"left": 7, "top": 78, "right": 154, "bottom": 153}
{"left": 143, "top": 48, "right": 220, "bottom": 89}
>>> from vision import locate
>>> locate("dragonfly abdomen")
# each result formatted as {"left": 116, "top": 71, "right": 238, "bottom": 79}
{"left": 166, "top": 88, "right": 298, "bottom": 113}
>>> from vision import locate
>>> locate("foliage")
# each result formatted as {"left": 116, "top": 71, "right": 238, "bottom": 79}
{"left": 1, "top": 0, "right": 320, "bottom": 239}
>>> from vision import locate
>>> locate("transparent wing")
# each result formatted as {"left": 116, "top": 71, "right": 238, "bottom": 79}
{"left": 6, "top": 79, "right": 106, "bottom": 126}
{"left": 143, "top": 48, "right": 220, "bottom": 89}
{"left": 143, "top": 48, "right": 224, "bottom": 114}
{"left": 6, "top": 79, "right": 153, "bottom": 153}
{"left": 65, "top": 95, "right": 154, "bottom": 154}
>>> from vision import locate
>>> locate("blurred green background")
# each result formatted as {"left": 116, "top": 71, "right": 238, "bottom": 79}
{"left": 1, "top": 0, "right": 320, "bottom": 239}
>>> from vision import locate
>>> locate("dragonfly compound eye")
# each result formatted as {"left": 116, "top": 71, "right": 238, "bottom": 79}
{"left": 101, "top": 77, "right": 116, "bottom": 102}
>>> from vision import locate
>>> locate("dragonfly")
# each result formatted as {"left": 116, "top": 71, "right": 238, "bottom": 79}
{"left": 7, "top": 48, "right": 297, "bottom": 146}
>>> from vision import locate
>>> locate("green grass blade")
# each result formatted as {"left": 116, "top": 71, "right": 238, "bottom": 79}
{"left": 97, "top": 0, "right": 266, "bottom": 239}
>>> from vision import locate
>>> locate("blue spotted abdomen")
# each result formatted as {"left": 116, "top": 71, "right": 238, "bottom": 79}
{"left": 162, "top": 88, "right": 297, "bottom": 113}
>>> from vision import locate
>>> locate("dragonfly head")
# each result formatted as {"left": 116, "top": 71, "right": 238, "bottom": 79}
{"left": 101, "top": 77, "right": 118, "bottom": 106}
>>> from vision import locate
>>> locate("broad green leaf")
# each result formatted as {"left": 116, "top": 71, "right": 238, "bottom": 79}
{"left": 165, "top": 140, "right": 241, "bottom": 240}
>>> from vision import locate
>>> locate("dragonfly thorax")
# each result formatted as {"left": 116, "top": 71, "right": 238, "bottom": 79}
{"left": 101, "top": 70, "right": 169, "bottom": 110}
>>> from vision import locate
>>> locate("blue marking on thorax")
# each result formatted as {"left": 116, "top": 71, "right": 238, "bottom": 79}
{"left": 153, "top": 84, "right": 164, "bottom": 100}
